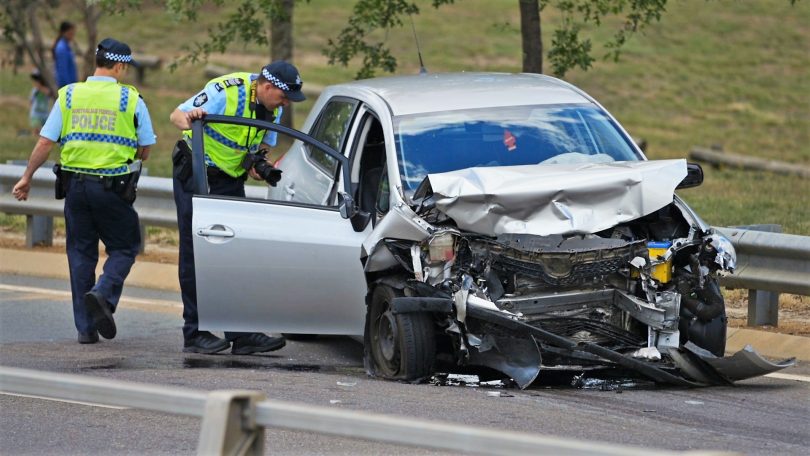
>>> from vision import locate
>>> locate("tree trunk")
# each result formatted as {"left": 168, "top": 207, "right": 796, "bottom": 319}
{"left": 519, "top": 0, "right": 542, "bottom": 74}
{"left": 271, "top": 0, "right": 295, "bottom": 129}
{"left": 79, "top": 2, "right": 101, "bottom": 80}
{"left": 23, "top": 1, "right": 57, "bottom": 93}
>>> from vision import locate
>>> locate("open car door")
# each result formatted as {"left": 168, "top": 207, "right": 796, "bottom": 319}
{"left": 189, "top": 115, "right": 367, "bottom": 335}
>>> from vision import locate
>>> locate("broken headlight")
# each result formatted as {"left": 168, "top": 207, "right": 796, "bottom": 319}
{"left": 708, "top": 232, "right": 736, "bottom": 272}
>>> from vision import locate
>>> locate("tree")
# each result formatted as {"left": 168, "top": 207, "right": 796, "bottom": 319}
{"left": 167, "top": 0, "right": 299, "bottom": 127}
{"left": 1, "top": 0, "right": 59, "bottom": 92}
{"left": 519, "top": 0, "right": 542, "bottom": 73}
{"left": 325, "top": 0, "right": 670, "bottom": 78}
{"left": 0, "top": 0, "right": 142, "bottom": 93}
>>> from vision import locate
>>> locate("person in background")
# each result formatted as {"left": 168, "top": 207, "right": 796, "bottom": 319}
{"left": 29, "top": 69, "right": 52, "bottom": 136}
{"left": 53, "top": 21, "right": 78, "bottom": 88}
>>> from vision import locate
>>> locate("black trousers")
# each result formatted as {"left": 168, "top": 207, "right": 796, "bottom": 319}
{"left": 172, "top": 167, "right": 252, "bottom": 341}
{"left": 64, "top": 175, "right": 140, "bottom": 334}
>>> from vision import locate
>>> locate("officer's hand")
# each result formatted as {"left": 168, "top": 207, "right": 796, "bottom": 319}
{"left": 248, "top": 168, "right": 261, "bottom": 180}
{"left": 137, "top": 146, "right": 150, "bottom": 161}
{"left": 184, "top": 108, "right": 207, "bottom": 127}
{"left": 12, "top": 177, "right": 31, "bottom": 201}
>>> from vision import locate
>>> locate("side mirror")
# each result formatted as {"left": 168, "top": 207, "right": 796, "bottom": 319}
{"left": 678, "top": 163, "right": 704, "bottom": 189}
{"left": 350, "top": 211, "right": 372, "bottom": 232}
{"left": 338, "top": 192, "right": 357, "bottom": 219}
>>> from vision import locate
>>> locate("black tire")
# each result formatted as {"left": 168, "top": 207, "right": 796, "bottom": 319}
{"left": 282, "top": 334, "right": 318, "bottom": 341}
{"left": 368, "top": 285, "right": 436, "bottom": 380}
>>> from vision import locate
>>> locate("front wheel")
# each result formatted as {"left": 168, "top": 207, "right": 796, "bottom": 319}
{"left": 368, "top": 285, "right": 436, "bottom": 380}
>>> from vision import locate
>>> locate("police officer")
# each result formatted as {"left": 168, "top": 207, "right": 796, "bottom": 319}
{"left": 169, "top": 61, "right": 305, "bottom": 354}
{"left": 12, "top": 38, "right": 156, "bottom": 344}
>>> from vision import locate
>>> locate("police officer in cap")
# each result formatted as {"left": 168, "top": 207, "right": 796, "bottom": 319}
{"left": 169, "top": 61, "right": 305, "bottom": 354}
{"left": 13, "top": 38, "right": 156, "bottom": 344}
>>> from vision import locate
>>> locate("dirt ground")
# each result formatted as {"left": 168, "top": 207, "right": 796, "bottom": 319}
{"left": 2, "top": 232, "right": 808, "bottom": 337}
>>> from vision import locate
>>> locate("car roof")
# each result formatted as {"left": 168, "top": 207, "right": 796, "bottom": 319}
{"left": 329, "top": 72, "right": 593, "bottom": 116}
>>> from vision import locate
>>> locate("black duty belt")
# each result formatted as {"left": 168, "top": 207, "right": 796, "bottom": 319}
{"left": 65, "top": 171, "right": 132, "bottom": 182}
{"left": 66, "top": 172, "right": 109, "bottom": 182}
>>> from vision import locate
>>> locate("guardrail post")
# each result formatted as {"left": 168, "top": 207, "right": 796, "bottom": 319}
{"left": 730, "top": 225, "right": 783, "bottom": 327}
{"left": 26, "top": 214, "right": 53, "bottom": 247}
{"left": 748, "top": 290, "right": 779, "bottom": 326}
{"left": 198, "top": 390, "right": 266, "bottom": 456}
{"left": 139, "top": 224, "right": 147, "bottom": 254}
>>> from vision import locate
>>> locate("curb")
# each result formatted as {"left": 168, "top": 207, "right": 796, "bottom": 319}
{"left": 0, "top": 247, "right": 179, "bottom": 292}
{"left": 726, "top": 328, "right": 808, "bottom": 361}
{"left": 2, "top": 248, "right": 808, "bottom": 361}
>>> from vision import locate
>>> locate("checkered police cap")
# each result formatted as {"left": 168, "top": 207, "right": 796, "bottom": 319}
{"left": 96, "top": 38, "right": 137, "bottom": 66}
{"left": 260, "top": 61, "right": 305, "bottom": 102}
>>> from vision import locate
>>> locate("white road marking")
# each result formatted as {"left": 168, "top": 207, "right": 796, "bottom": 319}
{"left": 0, "top": 391, "right": 129, "bottom": 409}
{"left": 764, "top": 372, "right": 810, "bottom": 383}
{"left": 0, "top": 284, "right": 181, "bottom": 310}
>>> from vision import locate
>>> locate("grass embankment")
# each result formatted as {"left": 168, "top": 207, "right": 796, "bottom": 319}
{"left": 1, "top": 0, "right": 808, "bottom": 234}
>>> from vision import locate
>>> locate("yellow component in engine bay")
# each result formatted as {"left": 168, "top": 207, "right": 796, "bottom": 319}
{"left": 631, "top": 241, "right": 673, "bottom": 283}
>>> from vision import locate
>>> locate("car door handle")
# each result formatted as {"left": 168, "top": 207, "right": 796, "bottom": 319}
{"left": 197, "top": 226, "right": 235, "bottom": 238}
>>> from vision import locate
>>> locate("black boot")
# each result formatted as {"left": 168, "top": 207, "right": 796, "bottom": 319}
{"left": 231, "top": 333, "right": 286, "bottom": 355}
{"left": 84, "top": 291, "right": 116, "bottom": 339}
{"left": 183, "top": 331, "right": 230, "bottom": 354}
{"left": 78, "top": 331, "right": 99, "bottom": 344}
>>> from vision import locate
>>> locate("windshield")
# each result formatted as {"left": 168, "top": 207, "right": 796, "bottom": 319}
{"left": 394, "top": 104, "right": 640, "bottom": 191}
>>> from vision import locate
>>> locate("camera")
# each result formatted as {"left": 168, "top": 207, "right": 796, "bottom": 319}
{"left": 242, "top": 151, "right": 282, "bottom": 186}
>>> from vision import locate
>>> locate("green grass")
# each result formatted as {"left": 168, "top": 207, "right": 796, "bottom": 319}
{"left": 1, "top": 0, "right": 808, "bottom": 233}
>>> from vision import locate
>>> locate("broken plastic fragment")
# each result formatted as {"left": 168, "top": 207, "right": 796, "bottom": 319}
{"left": 486, "top": 391, "right": 514, "bottom": 397}
{"left": 631, "top": 346, "right": 662, "bottom": 361}
{"left": 630, "top": 256, "right": 647, "bottom": 268}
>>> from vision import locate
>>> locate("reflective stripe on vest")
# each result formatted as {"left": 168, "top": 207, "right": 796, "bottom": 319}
{"left": 185, "top": 72, "right": 278, "bottom": 178}
{"left": 58, "top": 81, "right": 138, "bottom": 174}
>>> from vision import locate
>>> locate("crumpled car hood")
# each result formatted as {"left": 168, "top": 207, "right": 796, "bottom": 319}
{"left": 425, "top": 159, "right": 687, "bottom": 237}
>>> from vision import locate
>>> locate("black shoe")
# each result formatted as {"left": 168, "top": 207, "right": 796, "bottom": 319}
{"left": 85, "top": 291, "right": 116, "bottom": 339}
{"left": 183, "top": 332, "right": 230, "bottom": 354}
{"left": 231, "top": 333, "right": 286, "bottom": 355}
{"left": 78, "top": 331, "right": 99, "bottom": 344}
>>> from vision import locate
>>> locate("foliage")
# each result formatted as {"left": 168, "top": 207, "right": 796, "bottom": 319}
{"left": 325, "top": 0, "right": 669, "bottom": 78}
{"left": 165, "top": 0, "right": 298, "bottom": 68}
{"left": 0, "top": 0, "right": 143, "bottom": 87}
{"left": 323, "top": 0, "right": 454, "bottom": 79}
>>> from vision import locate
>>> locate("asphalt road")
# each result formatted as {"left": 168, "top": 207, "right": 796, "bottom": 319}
{"left": 1, "top": 273, "right": 808, "bottom": 455}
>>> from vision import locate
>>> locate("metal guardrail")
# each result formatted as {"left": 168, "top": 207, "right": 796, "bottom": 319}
{"left": 714, "top": 227, "right": 810, "bottom": 296}
{"left": 0, "top": 366, "right": 733, "bottom": 456}
{"left": 1, "top": 162, "right": 808, "bottom": 324}
{"left": 713, "top": 226, "right": 810, "bottom": 326}
{"left": 0, "top": 163, "right": 263, "bottom": 248}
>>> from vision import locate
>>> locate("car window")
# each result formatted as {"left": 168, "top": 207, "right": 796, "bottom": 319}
{"left": 394, "top": 104, "right": 639, "bottom": 191}
{"left": 190, "top": 122, "right": 347, "bottom": 208}
{"left": 306, "top": 99, "right": 358, "bottom": 176}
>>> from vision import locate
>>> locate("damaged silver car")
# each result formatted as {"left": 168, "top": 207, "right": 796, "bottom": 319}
{"left": 189, "top": 73, "right": 794, "bottom": 388}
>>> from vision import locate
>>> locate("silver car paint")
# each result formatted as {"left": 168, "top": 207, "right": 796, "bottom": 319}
{"left": 426, "top": 159, "right": 688, "bottom": 237}
{"left": 193, "top": 197, "right": 370, "bottom": 335}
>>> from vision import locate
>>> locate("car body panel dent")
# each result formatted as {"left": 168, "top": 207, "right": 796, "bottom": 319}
{"left": 425, "top": 159, "right": 688, "bottom": 237}
{"left": 361, "top": 202, "right": 432, "bottom": 272}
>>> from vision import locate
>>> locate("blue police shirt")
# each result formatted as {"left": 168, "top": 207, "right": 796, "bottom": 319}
{"left": 40, "top": 76, "right": 157, "bottom": 146}
{"left": 176, "top": 74, "right": 281, "bottom": 147}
